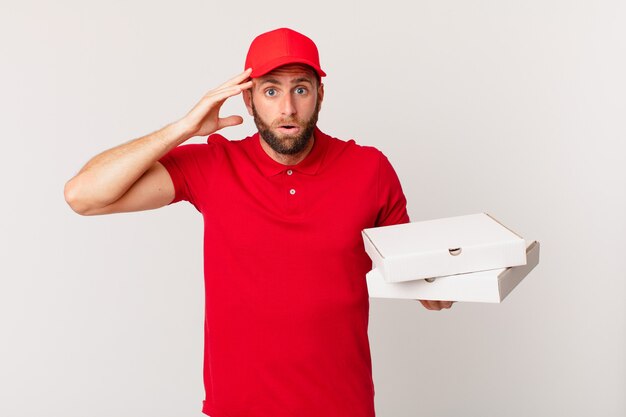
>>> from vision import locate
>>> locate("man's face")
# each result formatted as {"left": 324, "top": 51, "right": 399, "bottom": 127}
{"left": 245, "top": 64, "right": 324, "bottom": 155}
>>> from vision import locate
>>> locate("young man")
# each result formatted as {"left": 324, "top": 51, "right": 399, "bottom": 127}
{"left": 65, "top": 27, "right": 453, "bottom": 417}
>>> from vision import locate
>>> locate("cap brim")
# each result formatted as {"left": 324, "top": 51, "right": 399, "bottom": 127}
{"left": 250, "top": 56, "right": 326, "bottom": 78}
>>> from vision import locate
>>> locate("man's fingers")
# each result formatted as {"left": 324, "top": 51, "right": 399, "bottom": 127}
{"left": 204, "top": 81, "right": 253, "bottom": 103}
{"left": 418, "top": 300, "right": 455, "bottom": 310}
{"left": 419, "top": 300, "right": 436, "bottom": 310}
{"left": 189, "top": 83, "right": 250, "bottom": 119}
{"left": 217, "top": 68, "right": 253, "bottom": 89}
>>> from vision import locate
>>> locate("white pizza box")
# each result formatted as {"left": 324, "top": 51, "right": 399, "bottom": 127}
{"left": 366, "top": 241, "right": 540, "bottom": 303}
{"left": 362, "top": 213, "right": 527, "bottom": 283}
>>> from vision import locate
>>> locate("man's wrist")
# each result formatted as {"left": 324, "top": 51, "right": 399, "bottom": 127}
{"left": 165, "top": 120, "right": 194, "bottom": 145}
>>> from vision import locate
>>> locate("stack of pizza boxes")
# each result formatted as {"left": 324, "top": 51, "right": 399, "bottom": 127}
{"left": 362, "top": 213, "right": 540, "bottom": 303}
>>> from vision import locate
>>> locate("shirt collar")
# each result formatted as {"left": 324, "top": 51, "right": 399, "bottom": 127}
{"left": 251, "top": 127, "right": 329, "bottom": 177}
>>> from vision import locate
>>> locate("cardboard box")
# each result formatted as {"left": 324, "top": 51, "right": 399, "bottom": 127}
{"left": 362, "top": 213, "right": 527, "bottom": 282}
{"left": 366, "top": 240, "right": 540, "bottom": 303}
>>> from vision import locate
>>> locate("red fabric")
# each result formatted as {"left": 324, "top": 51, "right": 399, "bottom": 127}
{"left": 245, "top": 28, "right": 326, "bottom": 78}
{"left": 159, "top": 128, "right": 409, "bottom": 417}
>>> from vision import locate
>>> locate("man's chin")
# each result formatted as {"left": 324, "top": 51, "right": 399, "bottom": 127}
{"left": 261, "top": 133, "right": 311, "bottom": 155}
{"left": 269, "top": 131, "right": 310, "bottom": 149}
{"left": 274, "top": 141, "right": 307, "bottom": 155}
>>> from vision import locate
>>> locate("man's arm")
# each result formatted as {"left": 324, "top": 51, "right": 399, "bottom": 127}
{"left": 375, "top": 153, "right": 454, "bottom": 311}
{"left": 64, "top": 69, "right": 253, "bottom": 215}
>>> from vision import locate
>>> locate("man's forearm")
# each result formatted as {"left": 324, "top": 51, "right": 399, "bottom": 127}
{"left": 64, "top": 120, "right": 191, "bottom": 212}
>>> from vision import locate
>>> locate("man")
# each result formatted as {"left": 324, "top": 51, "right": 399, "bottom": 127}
{"left": 65, "top": 28, "right": 453, "bottom": 417}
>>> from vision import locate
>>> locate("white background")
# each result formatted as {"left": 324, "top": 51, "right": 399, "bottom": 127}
{"left": 1, "top": 0, "right": 624, "bottom": 416}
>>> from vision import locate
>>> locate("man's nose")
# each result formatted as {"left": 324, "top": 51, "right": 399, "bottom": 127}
{"left": 279, "top": 94, "right": 296, "bottom": 116}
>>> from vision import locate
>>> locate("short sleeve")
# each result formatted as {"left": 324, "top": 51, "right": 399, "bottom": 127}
{"left": 375, "top": 152, "right": 410, "bottom": 227}
{"left": 158, "top": 143, "right": 221, "bottom": 212}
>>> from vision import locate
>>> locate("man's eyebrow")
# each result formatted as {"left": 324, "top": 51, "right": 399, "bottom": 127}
{"left": 258, "top": 78, "right": 280, "bottom": 86}
{"left": 292, "top": 77, "right": 314, "bottom": 85}
{"left": 257, "top": 77, "right": 314, "bottom": 87}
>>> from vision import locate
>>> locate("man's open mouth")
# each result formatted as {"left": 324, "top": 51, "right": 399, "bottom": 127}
{"left": 277, "top": 125, "right": 300, "bottom": 134}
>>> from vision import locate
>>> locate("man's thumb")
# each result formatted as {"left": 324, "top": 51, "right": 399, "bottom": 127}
{"left": 218, "top": 115, "right": 244, "bottom": 129}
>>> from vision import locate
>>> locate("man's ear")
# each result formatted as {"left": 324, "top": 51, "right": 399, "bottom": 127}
{"left": 317, "top": 82, "right": 325, "bottom": 111}
{"left": 243, "top": 89, "right": 254, "bottom": 116}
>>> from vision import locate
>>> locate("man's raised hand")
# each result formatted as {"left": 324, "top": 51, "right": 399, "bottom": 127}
{"left": 179, "top": 68, "right": 253, "bottom": 138}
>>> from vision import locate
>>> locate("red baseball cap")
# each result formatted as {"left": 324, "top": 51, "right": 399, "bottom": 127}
{"left": 245, "top": 28, "right": 326, "bottom": 79}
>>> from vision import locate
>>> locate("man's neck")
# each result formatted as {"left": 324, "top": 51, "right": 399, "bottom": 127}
{"left": 259, "top": 135, "right": 315, "bottom": 166}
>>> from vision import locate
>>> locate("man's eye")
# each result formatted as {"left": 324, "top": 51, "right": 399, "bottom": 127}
{"left": 295, "top": 87, "right": 307, "bottom": 95}
{"left": 265, "top": 89, "right": 277, "bottom": 97}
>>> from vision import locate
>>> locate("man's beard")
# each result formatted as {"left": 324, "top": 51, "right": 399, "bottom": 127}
{"left": 251, "top": 99, "right": 320, "bottom": 155}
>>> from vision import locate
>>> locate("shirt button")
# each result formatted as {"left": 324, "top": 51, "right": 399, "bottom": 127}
{"left": 289, "top": 189, "right": 296, "bottom": 195}
{"left": 287, "top": 169, "right": 293, "bottom": 175}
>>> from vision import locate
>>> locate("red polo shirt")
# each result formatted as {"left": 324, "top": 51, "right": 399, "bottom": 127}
{"left": 159, "top": 127, "right": 409, "bottom": 417}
